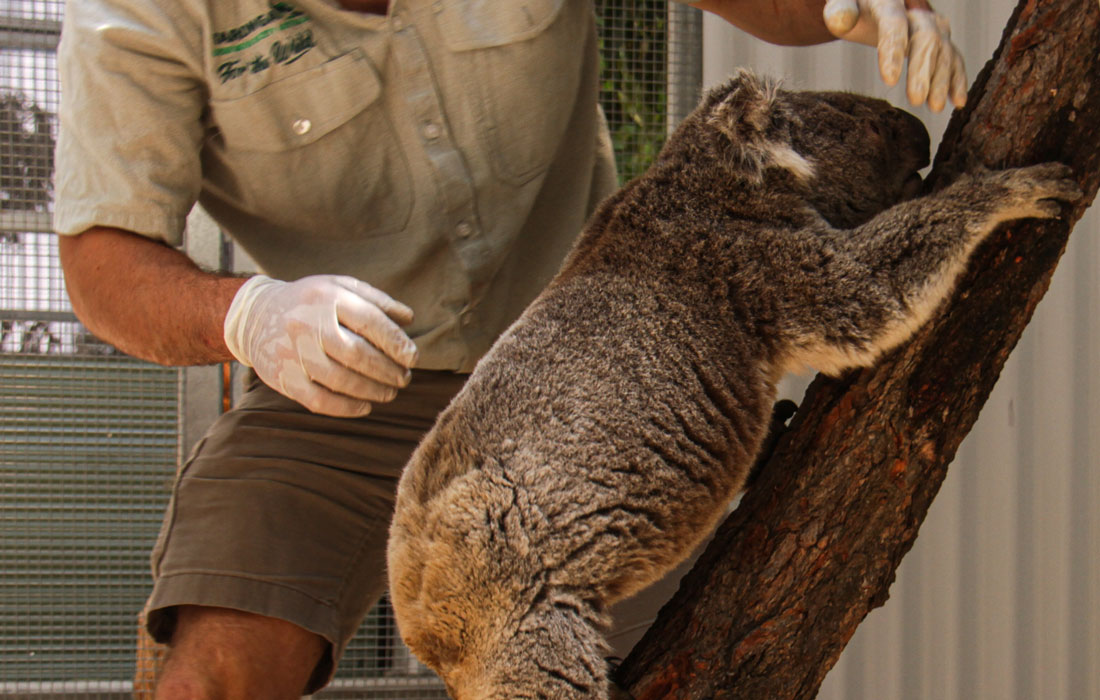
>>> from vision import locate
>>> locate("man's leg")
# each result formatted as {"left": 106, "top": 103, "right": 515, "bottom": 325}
{"left": 155, "top": 606, "right": 325, "bottom": 700}
{"left": 144, "top": 370, "right": 468, "bottom": 696}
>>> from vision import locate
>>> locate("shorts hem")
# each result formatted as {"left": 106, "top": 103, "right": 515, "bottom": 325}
{"left": 145, "top": 571, "right": 342, "bottom": 693}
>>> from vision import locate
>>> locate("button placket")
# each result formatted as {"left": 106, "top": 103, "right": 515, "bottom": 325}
{"left": 391, "top": 22, "right": 490, "bottom": 277}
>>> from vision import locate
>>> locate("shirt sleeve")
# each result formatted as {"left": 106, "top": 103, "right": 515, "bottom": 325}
{"left": 52, "top": 0, "right": 207, "bottom": 245}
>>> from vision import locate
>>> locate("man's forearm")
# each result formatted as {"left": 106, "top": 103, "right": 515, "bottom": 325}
{"left": 58, "top": 226, "right": 248, "bottom": 366}
{"left": 690, "top": 0, "right": 835, "bottom": 46}
{"left": 692, "top": 0, "right": 938, "bottom": 47}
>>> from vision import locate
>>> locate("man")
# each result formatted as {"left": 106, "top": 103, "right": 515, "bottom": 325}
{"left": 53, "top": 0, "right": 964, "bottom": 696}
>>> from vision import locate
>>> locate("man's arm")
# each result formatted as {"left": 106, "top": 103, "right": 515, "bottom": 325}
{"left": 59, "top": 226, "right": 419, "bottom": 417}
{"left": 688, "top": 0, "right": 837, "bottom": 46}
{"left": 58, "top": 226, "right": 246, "bottom": 366}
{"left": 691, "top": 0, "right": 966, "bottom": 111}
{"left": 687, "top": 0, "right": 936, "bottom": 45}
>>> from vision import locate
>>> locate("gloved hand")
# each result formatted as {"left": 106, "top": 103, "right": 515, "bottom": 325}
{"left": 823, "top": 0, "right": 967, "bottom": 112}
{"left": 223, "top": 274, "right": 419, "bottom": 417}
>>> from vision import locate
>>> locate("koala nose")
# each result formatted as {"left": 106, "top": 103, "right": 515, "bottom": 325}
{"left": 889, "top": 107, "right": 931, "bottom": 170}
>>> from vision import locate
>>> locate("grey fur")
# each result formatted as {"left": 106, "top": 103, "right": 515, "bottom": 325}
{"left": 386, "top": 71, "right": 1082, "bottom": 700}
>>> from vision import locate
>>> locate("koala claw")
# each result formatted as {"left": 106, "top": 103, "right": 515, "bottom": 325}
{"left": 1032, "top": 199, "right": 1066, "bottom": 220}
{"left": 981, "top": 162, "right": 1081, "bottom": 225}
{"left": 1014, "top": 162, "right": 1081, "bottom": 202}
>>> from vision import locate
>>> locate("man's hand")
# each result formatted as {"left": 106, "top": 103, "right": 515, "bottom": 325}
{"left": 223, "top": 274, "right": 419, "bottom": 417}
{"left": 823, "top": 0, "right": 967, "bottom": 111}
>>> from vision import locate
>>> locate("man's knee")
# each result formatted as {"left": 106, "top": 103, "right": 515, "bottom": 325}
{"left": 154, "top": 605, "right": 328, "bottom": 700}
{"left": 154, "top": 672, "right": 216, "bottom": 700}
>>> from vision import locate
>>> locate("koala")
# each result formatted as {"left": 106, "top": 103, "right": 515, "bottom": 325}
{"left": 386, "top": 71, "right": 1081, "bottom": 700}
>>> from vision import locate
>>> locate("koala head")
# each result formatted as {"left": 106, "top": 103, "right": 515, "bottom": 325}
{"left": 389, "top": 451, "right": 611, "bottom": 700}
{"left": 431, "top": 596, "right": 609, "bottom": 700}
{"left": 391, "top": 532, "right": 611, "bottom": 700}
{"left": 672, "top": 70, "right": 931, "bottom": 228}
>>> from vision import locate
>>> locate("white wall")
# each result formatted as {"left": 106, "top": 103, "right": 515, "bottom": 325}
{"left": 701, "top": 4, "right": 1100, "bottom": 698}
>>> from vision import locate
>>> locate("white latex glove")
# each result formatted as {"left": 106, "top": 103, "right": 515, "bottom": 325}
{"left": 823, "top": 0, "right": 968, "bottom": 112}
{"left": 223, "top": 274, "right": 419, "bottom": 417}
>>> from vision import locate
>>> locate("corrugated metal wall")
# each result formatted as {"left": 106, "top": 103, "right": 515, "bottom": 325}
{"left": 702, "top": 4, "right": 1100, "bottom": 699}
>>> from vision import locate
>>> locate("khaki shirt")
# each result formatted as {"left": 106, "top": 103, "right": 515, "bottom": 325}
{"left": 54, "top": 0, "right": 618, "bottom": 372}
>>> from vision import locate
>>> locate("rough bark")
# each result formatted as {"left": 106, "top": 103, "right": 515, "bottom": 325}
{"left": 616, "top": 1, "right": 1100, "bottom": 698}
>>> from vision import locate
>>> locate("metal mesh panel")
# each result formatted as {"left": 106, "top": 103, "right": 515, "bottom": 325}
{"left": 0, "top": 354, "right": 178, "bottom": 691}
{"left": 1, "top": 1, "right": 58, "bottom": 241}
{"left": 0, "top": 3, "right": 183, "bottom": 696}
{"left": 0, "top": 1, "right": 695, "bottom": 696}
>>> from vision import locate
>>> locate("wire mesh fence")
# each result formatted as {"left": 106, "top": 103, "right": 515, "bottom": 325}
{"left": 0, "top": 1, "right": 698, "bottom": 696}
{"left": 596, "top": 0, "right": 668, "bottom": 182}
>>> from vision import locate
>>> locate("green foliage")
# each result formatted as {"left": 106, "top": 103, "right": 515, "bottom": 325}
{"left": 595, "top": 0, "right": 668, "bottom": 183}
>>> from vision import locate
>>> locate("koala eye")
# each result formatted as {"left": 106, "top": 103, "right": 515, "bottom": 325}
{"left": 865, "top": 121, "right": 883, "bottom": 138}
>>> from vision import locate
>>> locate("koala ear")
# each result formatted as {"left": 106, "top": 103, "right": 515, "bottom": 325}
{"left": 708, "top": 70, "right": 776, "bottom": 140}
{"left": 706, "top": 70, "right": 815, "bottom": 183}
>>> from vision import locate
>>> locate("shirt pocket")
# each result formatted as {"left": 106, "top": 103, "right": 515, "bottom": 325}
{"left": 436, "top": 0, "right": 586, "bottom": 186}
{"left": 206, "top": 49, "right": 413, "bottom": 238}
{"left": 210, "top": 49, "right": 380, "bottom": 151}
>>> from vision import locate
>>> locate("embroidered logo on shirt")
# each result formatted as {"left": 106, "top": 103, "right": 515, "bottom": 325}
{"left": 213, "top": 2, "right": 316, "bottom": 83}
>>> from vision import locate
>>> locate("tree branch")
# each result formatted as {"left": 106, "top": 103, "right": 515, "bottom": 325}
{"left": 616, "top": 1, "right": 1100, "bottom": 697}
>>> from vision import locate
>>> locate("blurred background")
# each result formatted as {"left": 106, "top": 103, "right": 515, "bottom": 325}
{"left": 0, "top": 1, "right": 1095, "bottom": 698}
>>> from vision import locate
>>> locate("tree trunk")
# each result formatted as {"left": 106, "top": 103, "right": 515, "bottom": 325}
{"left": 615, "top": 1, "right": 1100, "bottom": 698}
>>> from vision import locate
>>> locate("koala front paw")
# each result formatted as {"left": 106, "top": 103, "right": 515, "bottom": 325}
{"left": 987, "top": 162, "right": 1083, "bottom": 224}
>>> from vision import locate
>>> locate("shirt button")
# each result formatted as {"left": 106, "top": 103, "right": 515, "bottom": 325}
{"left": 455, "top": 221, "right": 474, "bottom": 238}
{"left": 422, "top": 122, "right": 442, "bottom": 140}
{"left": 292, "top": 118, "right": 312, "bottom": 136}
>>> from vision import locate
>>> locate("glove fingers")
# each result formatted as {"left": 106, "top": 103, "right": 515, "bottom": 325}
{"left": 925, "top": 30, "right": 954, "bottom": 112}
{"left": 826, "top": 0, "right": 969, "bottom": 110}
{"left": 905, "top": 10, "right": 939, "bottom": 106}
{"left": 949, "top": 51, "right": 968, "bottom": 108}
{"left": 258, "top": 341, "right": 375, "bottom": 417}
{"left": 334, "top": 289, "right": 420, "bottom": 369}
{"left": 296, "top": 335, "right": 401, "bottom": 415}
{"left": 288, "top": 381, "right": 376, "bottom": 417}
{"left": 937, "top": 12, "right": 968, "bottom": 107}
{"left": 872, "top": 0, "right": 909, "bottom": 86}
{"left": 323, "top": 324, "right": 413, "bottom": 390}
{"left": 301, "top": 353, "right": 399, "bottom": 406}
{"left": 332, "top": 275, "right": 415, "bottom": 326}
{"left": 823, "top": 0, "right": 861, "bottom": 36}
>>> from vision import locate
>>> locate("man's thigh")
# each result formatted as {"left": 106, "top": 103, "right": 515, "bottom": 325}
{"left": 144, "top": 369, "right": 467, "bottom": 691}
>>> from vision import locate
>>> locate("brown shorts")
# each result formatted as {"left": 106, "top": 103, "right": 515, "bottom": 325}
{"left": 145, "top": 369, "right": 467, "bottom": 692}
